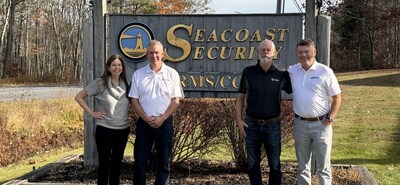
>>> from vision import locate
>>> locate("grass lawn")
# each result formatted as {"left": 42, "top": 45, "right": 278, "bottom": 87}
{"left": 334, "top": 69, "right": 399, "bottom": 185}
{"left": 1, "top": 69, "right": 399, "bottom": 184}
{"left": 281, "top": 69, "right": 400, "bottom": 185}
{"left": 0, "top": 148, "right": 83, "bottom": 183}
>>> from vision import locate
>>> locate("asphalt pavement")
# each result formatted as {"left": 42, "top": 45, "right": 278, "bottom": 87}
{"left": 0, "top": 85, "right": 82, "bottom": 102}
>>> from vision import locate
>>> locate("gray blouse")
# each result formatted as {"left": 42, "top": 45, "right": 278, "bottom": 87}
{"left": 85, "top": 77, "right": 130, "bottom": 130}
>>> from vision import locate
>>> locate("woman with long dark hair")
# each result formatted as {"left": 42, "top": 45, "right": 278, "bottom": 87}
{"left": 75, "top": 54, "right": 130, "bottom": 185}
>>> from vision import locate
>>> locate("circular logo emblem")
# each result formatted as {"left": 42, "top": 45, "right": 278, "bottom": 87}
{"left": 118, "top": 22, "right": 155, "bottom": 63}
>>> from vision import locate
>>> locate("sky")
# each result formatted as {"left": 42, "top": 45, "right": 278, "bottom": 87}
{"left": 210, "top": 0, "right": 304, "bottom": 14}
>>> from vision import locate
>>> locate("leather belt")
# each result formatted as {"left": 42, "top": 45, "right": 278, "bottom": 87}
{"left": 245, "top": 115, "right": 280, "bottom": 125}
{"left": 295, "top": 114, "right": 327, "bottom": 122}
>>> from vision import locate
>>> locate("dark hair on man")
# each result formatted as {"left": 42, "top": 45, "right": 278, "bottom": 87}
{"left": 297, "top": 38, "right": 315, "bottom": 48}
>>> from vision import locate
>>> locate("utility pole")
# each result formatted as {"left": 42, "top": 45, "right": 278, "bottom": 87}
{"left": 305, "top": 0, "right": 318, "bottom": 41}
{"left": 93, "top": 0, "right": 107, "bottom": 78}
{"left": 305, "top": 0, "right": 330, "bottom": 66}
{"left": 276, "top": 0, "right": 282, "bottom": 13}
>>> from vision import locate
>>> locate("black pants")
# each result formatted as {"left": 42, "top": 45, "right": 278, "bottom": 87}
{"left": 95, "top": 125, "right": 130, "bottom": 185}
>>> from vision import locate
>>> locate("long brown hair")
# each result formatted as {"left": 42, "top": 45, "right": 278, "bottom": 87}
{"left": 100, "top": 54, "right": 129, "bottom": 89}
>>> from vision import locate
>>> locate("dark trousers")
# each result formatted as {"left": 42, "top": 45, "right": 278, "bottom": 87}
{"left": 245, "top": 120, "right": 282, "bottom": 185}
{"left": 95, "top": 125, "right": 130, "bottom": 185}
{"left": 133, "top": 117, "right": 174, "bottom": 185}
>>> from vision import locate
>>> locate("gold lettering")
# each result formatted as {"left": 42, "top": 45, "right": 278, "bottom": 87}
{"left": 164, "top": 24, "right": 192, "bottom": 62}
{"left": 190, "top": 75, "right": 205, "bottom": 87}
{"left": 194, "top": 47, "right": 205, "bottom": 59}
{"left": 220, "top": 47, "right": 233, "bottom": 60}
{"left": 180, "top": 74, "right": 243, "bottom": 90}
{"left": 190, "top": 75, "right": 198, "bottom": 87}
{"left": 278, "top": 28, "right": 289, "bottom": 42}
{"left": 220, "top": 75, "right": 231, "bottom": 88}
{"left": 180, "top": 75, "right": 187, "bottom": 87}
{"left": 236, "top": 29, "right": 249, "bottom": 42}
{"left": 194, "top": 29, "right": 206, "bottom": 42}
{"left": 214, "top": 76, "right": 220, "bottom": 87}
{"left": 165, "top": 25, "right": 290, "bottom": 63}
{"left": 234, "top": 47, "right": 246, "bottom": 59}
{"left": 207, "top": 29, "right": 218, "bottom": 42}
{"left": 250, "top": 29, "right": 262, "bottom": 41}
{"left": 205, "top": 75, "right": 215, "bottom": 87}
{"left": 265, "top": 28, "right": 275, "bottom": 40}
{"left": 248, "top": 47, "right": 256, "bottom": 60}
{"left": 207, "top": 46, "right": 218, "bottom": 60}
{"left": 275, "top": 46, "right": 283, "bottom": 59}
{"left": 221, "top": 29, "right": 232, "bottom": 42}
{"left": 232, "top": 75, "right": 241, "bottom": 88}
{"left": 199, "top": 75, "right": 205, "bottom": 87}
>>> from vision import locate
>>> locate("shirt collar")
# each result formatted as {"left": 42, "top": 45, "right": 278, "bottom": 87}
{"left": 297, "top": 60, "right": 319, "bottom": 71}
{"left": 145, "top": 62, "right": 165, "bottom": 74}
{"left": 256, "top": 61, "right": 278, "bottom": 72}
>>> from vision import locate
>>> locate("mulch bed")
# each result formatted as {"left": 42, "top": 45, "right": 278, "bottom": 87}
{"left": 29, "top": 156, "right": 362, "bottom": 185}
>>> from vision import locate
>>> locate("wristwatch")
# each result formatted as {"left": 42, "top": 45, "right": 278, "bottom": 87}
{"left": 326, "top": 116, "right": 334, "bottom": 122}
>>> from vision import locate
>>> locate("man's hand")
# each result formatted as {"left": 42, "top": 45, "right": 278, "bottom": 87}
{"left": 237, "top": 120, "right": 248, "bottom": 137}
{"left": 321, "top": 119, "right": 333, "bottom": 126}
{"left": 147, "top": 116, "right": 165, "bottom": 128}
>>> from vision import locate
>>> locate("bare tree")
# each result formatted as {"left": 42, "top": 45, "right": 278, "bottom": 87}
{"left": 49, "top": 2, "right": 64, "bottom": 78}
{"left": 0, "top": 0, "right": 11, "bottom": 77}
{"left": 2, "top": 0, "right": 24, "bottom": 78}
{"left": 0, "top": 0, "right": 214, "bottom": 81}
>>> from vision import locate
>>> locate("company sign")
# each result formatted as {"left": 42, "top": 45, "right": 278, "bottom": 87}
{"left": 107, "top": 14, "right": 303, "bottom": 98}
{"left": 118, "top": 22, "right": 155, "bottom": 62}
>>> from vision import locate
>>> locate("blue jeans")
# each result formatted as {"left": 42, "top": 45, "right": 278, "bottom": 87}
{"left": 245, "top": 119, "right": 282, "bottom": 185}
{"left": 95, "top": 125, "right": 130, "bottom": 185}
{"left": 133, "top": 117, "right": 174, "bottom": 185}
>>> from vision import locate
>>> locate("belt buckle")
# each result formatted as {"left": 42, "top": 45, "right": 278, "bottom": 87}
{"left": 319, "top": 115, "right": 327, "bottom": 121}
{"left": 307, "top": 117, "right": 316, "bottom": 121}
{"left": 258, "top": 119, "right": 267, "bottom": 125}
{"left": 306, "top": 117, "right": 318, "bottom": 121}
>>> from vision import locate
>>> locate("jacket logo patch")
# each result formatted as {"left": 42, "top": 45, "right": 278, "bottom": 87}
{"left": 271, "top": 78, "right": 280, "bottom": 82}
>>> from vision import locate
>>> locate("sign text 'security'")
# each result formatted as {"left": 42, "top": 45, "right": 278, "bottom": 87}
{"left": 163, "top": 24, "right": 289, "bottom": 62}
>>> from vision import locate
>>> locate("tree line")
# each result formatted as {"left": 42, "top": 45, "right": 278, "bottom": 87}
{"left": 328, "top": 0, "right": 400, "bottom": 70}
{"left": 0, "top": 0, "right": 211, "bottom": 81}
{"left": 0, "top": 0, "right": 398, "bottom": 82}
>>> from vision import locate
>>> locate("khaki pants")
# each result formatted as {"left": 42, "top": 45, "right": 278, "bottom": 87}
{"left": 293, "top": 118, "right": 333, "bottom": 185}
